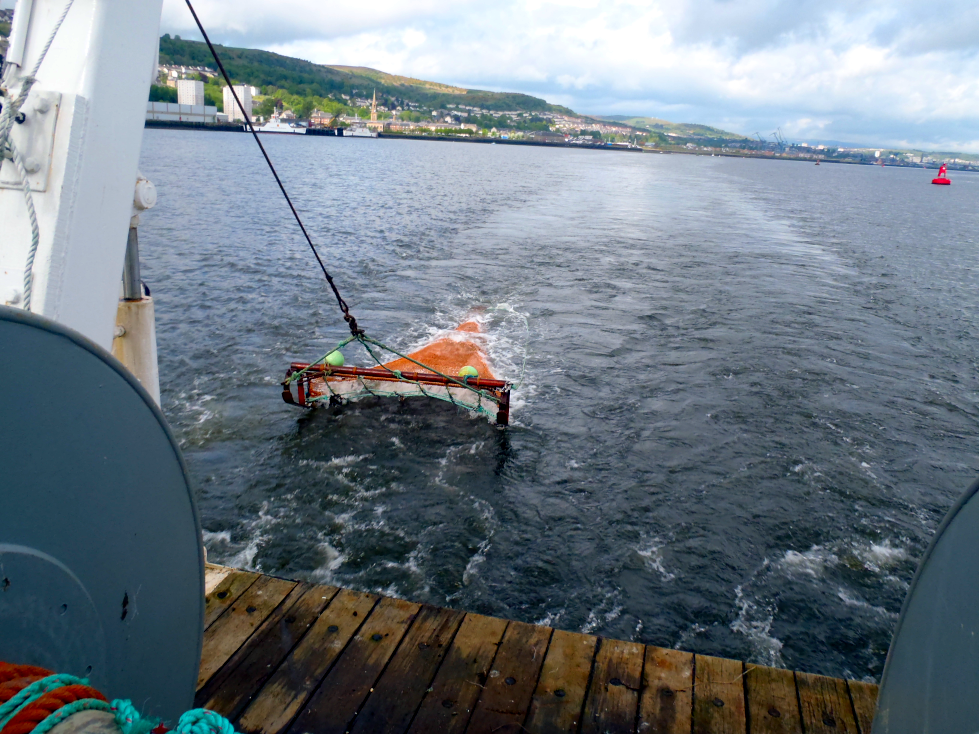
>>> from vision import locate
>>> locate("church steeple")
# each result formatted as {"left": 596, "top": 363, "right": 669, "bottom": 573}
{"left": 370, "top": 89, "right": 377, "bottom": 122}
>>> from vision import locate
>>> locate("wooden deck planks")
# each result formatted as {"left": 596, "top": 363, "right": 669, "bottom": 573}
{"left": 637, "top": 646, "right": 693, "bottom": 734}
{"left": 196, "top": 566, "right": 879, "bottom": 734}
{"left": 847, "top": 680, "right": 877, "bottom": 734}
{"left": 205, "top": 563, "right": 235, "bottom": 595}
{"left": 745, "top": 664, "right": 803, "bottom": 734}
{"left": 407, "top": 613, "right": 509, "bottom": 734}
{"left": 286, "top": 596, "right": 421, "bottom": 734}
{"left": 796, "top": 672, "right": 859, "bottom": 734}
{"left": 198, "top": 575, "right": 298, "bottom": 690}
{"left": 237, "top": 588, "right": 379, "bottom": 734}
{"left": 524, "top": 629, "right": 598, "bottom": 734}
{"left": 196, "top": 583, "right": 338, "bottom": 719}
{"left": 692, "top": 654, "right": 747, "bottom": 734}
{"left": 204, "top": 569, "right": 260, "bottom": 629}
{"left": 465, "top": 619, "right": 553, "bottom": 734}
{"left": 581, "top": 638, "right": 645, "bottom": 734}
{"left": 347, "top": 604, "right": 465, "bottom": 734}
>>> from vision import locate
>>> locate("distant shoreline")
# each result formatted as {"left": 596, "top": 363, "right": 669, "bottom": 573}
{"left": 143, "top": 121, "right": 970, "bottom": 170}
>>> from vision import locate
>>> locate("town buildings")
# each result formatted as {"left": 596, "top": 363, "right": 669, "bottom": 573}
{"left": 176, "top": 79, "right": 204, "bottom": 106}
{"left": 222, "top": 85, "right": 253, "bottom": 122}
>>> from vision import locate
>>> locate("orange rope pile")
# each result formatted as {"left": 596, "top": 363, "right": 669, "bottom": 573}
{"left": 3, "top": 685, "right": 106, "bottom": 734}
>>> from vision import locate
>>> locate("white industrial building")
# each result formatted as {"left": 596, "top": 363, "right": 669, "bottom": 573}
{"left": 176, "top": 79, "right": 205, "bottom": 106}
{"left": 222, "top": 85, "right": 253, "bottom": 122}
{"left": 146, "top": 102, "right": 219, "bottom": 124}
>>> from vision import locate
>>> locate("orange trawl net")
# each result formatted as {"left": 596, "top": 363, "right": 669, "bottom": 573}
{"left": 368, "top": 320, "right": 496, "bottom": 380}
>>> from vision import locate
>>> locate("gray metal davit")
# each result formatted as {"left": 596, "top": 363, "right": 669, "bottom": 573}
{"left": 874, "top": 477, "right": 979, "bottom": 732}
{"left": 0, "top": 306, "right": 203, "bottom": 721}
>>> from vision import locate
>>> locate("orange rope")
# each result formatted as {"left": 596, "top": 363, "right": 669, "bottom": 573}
{"left": 0, "top": 678, "right": 45, "bottom": 706}
{"left": 1, "top": 685, "right": 106, "bottom": 734}
{"left": 0, "top": 666, "right": 51, "bottom": 686}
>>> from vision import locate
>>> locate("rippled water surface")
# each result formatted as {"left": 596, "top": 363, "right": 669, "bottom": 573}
{"left": 139, "top": 130, "right": 979, "bottom": 681}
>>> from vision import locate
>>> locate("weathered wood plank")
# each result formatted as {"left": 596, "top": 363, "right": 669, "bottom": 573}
{"left": 286, "top": 596, "right": 421, "bottom": 734}
{"left": 348, "top": 605, "right": 465, "bottom": 734}
{"left": 204, "top": 570, "right": 260, "bottom": 629}
{"left": 236, "top": 588, "right": 379, "bottom": 734}
{"left": 525, "top": 629, "right": 598, "bottom": 734}
{"left": 197, "top": 583, "right": 338, "bottom": 718}
{"left": 465, "top": 620, "right": 552, "bottom": 734}
{"left": 407, "top": 613, "right": 509, "bottom": 734}
{"left": 744, "top": 664, "right": 802, "bottom": 734}
{"left": 580, "top": 638, "right": 644, "bottom": 734}
{"left": 637, "top": 646, "right": 693, "bottom": 734}
{"left": 796, "top": 672, "right": 859, "bottom": 734}
{"left": 847, "top": 680, "right": 878, "bottom": 734}
{"left": 198, "top": 575, "right": 297, "bottom": 690}
{"left": 692, "top": 654, "right": 746, "bottom": 734}
{"left": 205, "top": 563, "right": 234, "bottom": 595}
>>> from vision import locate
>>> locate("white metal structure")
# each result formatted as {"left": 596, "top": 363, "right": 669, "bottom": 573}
{"left": 0, "top": 0, "right": 164, "bottom": 353}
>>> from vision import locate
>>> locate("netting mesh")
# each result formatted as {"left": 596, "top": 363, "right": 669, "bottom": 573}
{"left": 285, "top": 326, "right": 508, "bottom": 422}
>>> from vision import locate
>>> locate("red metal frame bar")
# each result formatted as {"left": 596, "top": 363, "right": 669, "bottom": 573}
{"left": 282, "top": 363, "right": 512, "bottom": 425}
{"left": 288, "top": 363, "right": 509, "bottom": 389}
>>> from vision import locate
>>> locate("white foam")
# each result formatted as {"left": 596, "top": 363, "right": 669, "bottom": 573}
{"left": 730, "top": 586, "right": 784, "bottom": 667}
{"left": 674, "top": 623, "right": 707, "bottom": 649}
{"left": 201, "top": 529, "right": 232, "bottom": 545}
{"left": 852, "top": 540, "right": 909, "bottom": 572}
{"left": 635, "top": 536, "right": 676, "bottom": 581}
{"left": 462, "top": 538, "right": 491, "bottom": 585}
{"left": 309, "top": 541, "right": 346, "bottom": 585}
{"left": 536, "top": 609, "right": 566, "bottom": 627}
{"left": 581, "top": 591, "right": 623, "bottom": 634}
{"left": 779, "top": 545, "right": 838, "bottom": 578}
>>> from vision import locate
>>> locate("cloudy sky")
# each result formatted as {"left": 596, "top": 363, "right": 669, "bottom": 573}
{"left": 158, "top": 0, "right": 979, "bottom": 151}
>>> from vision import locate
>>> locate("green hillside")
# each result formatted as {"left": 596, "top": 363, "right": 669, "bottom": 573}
{"left": 600, "top": 115, "right": 748, "bottom": 141}
{"left": 158, "top": 35, "right": 572, "bottom": 114}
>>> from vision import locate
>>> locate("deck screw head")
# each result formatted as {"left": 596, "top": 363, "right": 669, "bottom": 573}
{"left": 246, "top": 606, "right": 257, "bottom": 613}
{"left": 372, "top": 633, "right": 383, "bottom": 641}
{"left": 554, "top": 689, "right": 566, "bottom": 698}
{"left": 328, "top": 625, "right": 339, "bottom": 633}
{"left": 505, "top": 677, "right": 516, "bottom": 685}
{"left": 216, "top": 591, "right": 228, "bottom": 599}
{"left": 768, "top": 707, "right": 781, "bottom": 718}
{"left": 822, "top": 714, "right": 836, "bottom": 727}
{"left": 442, "top": 699, "right": 454, "bottom": 709}
{"left": 713, "top": 698, "right": 725, "bottom": 708}
{"left": 609, "top": 678, "right": 623, "bottom": 687}
{"left": 660, "top": 688, "right": 674, "bottom": 698}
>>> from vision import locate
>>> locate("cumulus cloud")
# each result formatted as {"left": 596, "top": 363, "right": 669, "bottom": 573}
{"left": 161, "top": 0, "right": 979, "bottom": 151}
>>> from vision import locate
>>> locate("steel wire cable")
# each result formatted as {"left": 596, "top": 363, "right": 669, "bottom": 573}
{"left": 183, "top": 0, "right": 363, "bottom": 336}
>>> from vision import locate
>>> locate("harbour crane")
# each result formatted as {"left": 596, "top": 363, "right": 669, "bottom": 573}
{"left": 770, "top": 128, "right": 786, "bottom": 152}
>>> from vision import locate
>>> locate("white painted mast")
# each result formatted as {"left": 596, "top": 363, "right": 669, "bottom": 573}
{"left": 0, "top": 0, "right": 163, "bottom": 362}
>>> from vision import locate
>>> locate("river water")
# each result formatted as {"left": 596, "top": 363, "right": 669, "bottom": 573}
{"left": 138, "top": 130, "right": 979, "bottom": 681}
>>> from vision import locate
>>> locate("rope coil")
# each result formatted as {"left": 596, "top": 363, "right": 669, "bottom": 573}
{"left": 0, "top": 663, "right": 239, "bottom": 734}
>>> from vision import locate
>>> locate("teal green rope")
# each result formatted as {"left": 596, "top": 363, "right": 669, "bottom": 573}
{"left": 174, "top": 708, "right": 236, "bottom": 734}
{"left": 288, "top": 331, "right": 507, "bottom": 419}
{"left": 111, "top": 699, "right": 159, "bottom": 734}
{"left": 285, "top": 335, "right": 358, "bottom": 384}
{"left": 32, "top": 699, "right": 111, "bottom": 734}
{"left": 0, "top": 675, "right": 84, "bottom": 729}
{"left": 356, "top": 337, "right": 452, "bottom": 407}
{"left": 358, "top": 335, "right": 500, "bottom": 403}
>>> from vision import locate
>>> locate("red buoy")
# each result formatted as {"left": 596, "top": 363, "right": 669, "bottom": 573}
{"left": 932, "top": 163, "right": 951, "bottom": 185}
